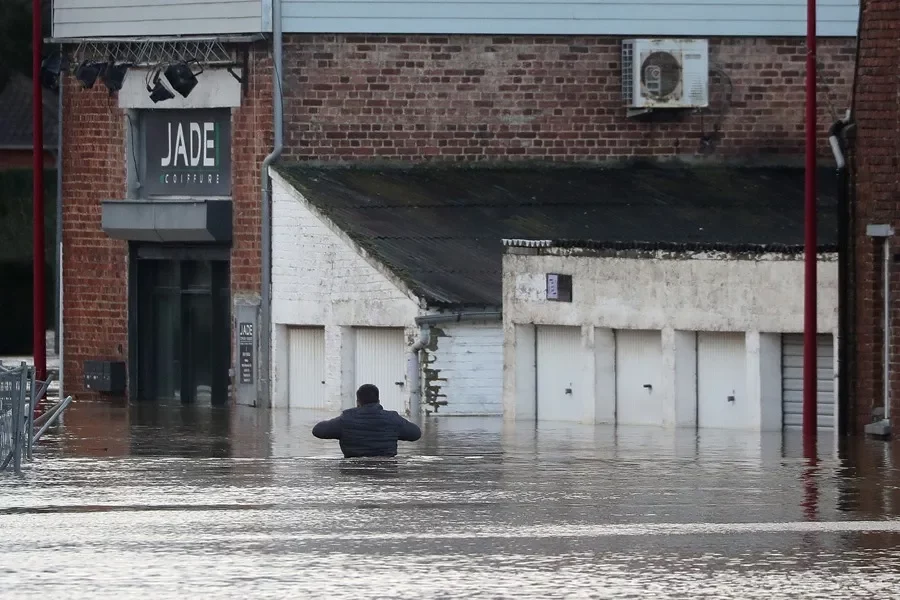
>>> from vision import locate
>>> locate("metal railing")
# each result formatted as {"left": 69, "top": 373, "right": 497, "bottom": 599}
{"left": 0, "top": 361, "right": 69, "bottom": 475}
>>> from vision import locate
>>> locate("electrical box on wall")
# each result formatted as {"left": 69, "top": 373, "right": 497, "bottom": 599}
{"left": 622, "top": 38, "right": 709, "bottom": 110}
{"left": 83, "top": 360, "right": 127, "bottom": 394}
{"left": 546, "top": 273, "right": 573, "bottom": 302}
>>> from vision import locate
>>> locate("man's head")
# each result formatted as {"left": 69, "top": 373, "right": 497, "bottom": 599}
{"left": 356, "top": 384, "right": 380, "bottom": 406}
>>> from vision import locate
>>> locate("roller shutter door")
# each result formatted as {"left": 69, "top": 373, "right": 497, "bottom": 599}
{"left": 782, "top": 334, "right": 834, "bottom": 430}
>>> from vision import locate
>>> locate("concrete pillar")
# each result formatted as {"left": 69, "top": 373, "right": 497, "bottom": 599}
{"left": 271, "top": 323, "right": 289, "bottom": 409}
{"left": 661, "top": 328, "right": 697, "bottom": 428}
{"left": 594, "top": 327, "right": 616, "bottom": 423}
{"left": 579, "top": 325, "right": 597, "bottom": 424}
{"left": 759, "top": 332, "right": 782, "bottom": 431}
{"left": 324, "top": 325, "right": 347, "bottom": 412}
{"left": 339, "top": 326, "right": 356, "bottom": 411}
{"left": 745, "top": 331, "right": 782, "bottom": 431}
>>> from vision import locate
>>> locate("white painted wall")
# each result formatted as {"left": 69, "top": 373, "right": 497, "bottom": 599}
{"left": 271, "top": 170, "right": 419, "bottom": 411}
{"left": 117, "top": 69, "right": 243, "bottom": 111}
{"left": 270, "top": 170, "right": 503, "bottom": 416}
{"left": 503, "top": 251, "right": 838, "bottom": 333}
{"left": 424, "top": 322, "right": 504, "bottom": 416}
{"left": 502, "top": 249, "right": 838, "bottom": 430}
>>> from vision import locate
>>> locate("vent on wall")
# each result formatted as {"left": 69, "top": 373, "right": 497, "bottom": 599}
{"left": 622, "top": 39, "right": 709, "bottom": 111}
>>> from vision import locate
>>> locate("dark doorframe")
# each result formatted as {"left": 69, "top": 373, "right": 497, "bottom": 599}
{"left": 128, "top": 243, "right": 231, "bottom": 406}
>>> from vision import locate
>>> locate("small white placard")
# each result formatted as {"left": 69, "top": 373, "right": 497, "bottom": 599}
{"left": 546, "top": 274, "right": 559, "bottom": 300}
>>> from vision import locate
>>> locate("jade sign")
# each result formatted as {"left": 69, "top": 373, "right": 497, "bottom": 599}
{"left": 142, "top": 108, "right": 232, "bottom": 197}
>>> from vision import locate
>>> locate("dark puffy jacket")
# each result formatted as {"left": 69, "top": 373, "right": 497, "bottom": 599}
{"left": 312, "top": 403, "right": 422, "bottom": 458}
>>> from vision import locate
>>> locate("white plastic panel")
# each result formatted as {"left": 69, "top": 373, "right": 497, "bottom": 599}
{"left": 697, "top": 332, "right": 748, "bottom": 429}
{"left": 536, "top": 325, "right": 583, "bottom": 422}
{"left": 288, "top": 326, "right": 326, "bottom": 410}
{"left": 615, "top": 330, "right": 663, "bottom": 426}
{"left": 354, "top": 327, "right": 408, "bottom": 414}
{"left": 281, "top": 0, "right": 858, "bottom": 37}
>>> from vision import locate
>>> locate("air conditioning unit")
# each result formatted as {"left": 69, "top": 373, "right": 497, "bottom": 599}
{"left": 622, "top": 39, "right": 709, "bottom": 110}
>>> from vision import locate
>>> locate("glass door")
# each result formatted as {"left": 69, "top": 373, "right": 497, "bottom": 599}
{"left": 136, "top": 257, "right": 230, "bottom": 406}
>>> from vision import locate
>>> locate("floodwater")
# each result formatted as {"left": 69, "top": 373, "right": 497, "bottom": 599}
{"left": 2, "top": 400, "right": 900, "bottom": 599}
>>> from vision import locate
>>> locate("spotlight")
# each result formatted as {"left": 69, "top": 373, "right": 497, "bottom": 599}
{"left": 163, "top": 60, "right": 204, "bottom": 98}
{"left": 101, "top": 62, "right": 131, "bottom": 94}
{"left": 75, "top": 61, "right": 105, "bottom": 89}
{"left": 147, "top": 69, "right": 174, "bottom": 103}
{"left": 39, "top": 53, "right": 67, "bottom": 92}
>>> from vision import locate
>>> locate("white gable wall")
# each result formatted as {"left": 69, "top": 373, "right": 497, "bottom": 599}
{"left": 270, "top": 170, "right": 504, "bottom": 416}
{"left": 270, "top": 171, "right": 419, "bottom": 411}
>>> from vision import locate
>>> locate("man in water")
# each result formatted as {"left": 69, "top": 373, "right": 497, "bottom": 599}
{"left": 312, "top": 384, "right": 422, "bottom": 458}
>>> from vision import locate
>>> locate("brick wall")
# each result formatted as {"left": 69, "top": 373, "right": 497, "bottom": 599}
{"left": 61, "top": 42, "right": 273, "bottom": 400}
{"left": 852, "top": 0, "right": 900, "bottom": 433}
{"left": 231, "top": 43, "right": 274, "bottom": 297}
{"left": 60, "top": 77, "right": 127, "bottom": 399}
{"left": 282, "top": 34, "right": 855, "bottom": 163}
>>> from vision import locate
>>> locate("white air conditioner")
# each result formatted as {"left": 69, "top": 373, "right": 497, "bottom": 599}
{"left": 622, "top": 39, "right": 709, "bottom": 109}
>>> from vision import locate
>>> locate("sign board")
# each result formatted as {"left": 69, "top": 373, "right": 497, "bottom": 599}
{"left": 238, "top": 321, "right": 254, "bottom": 385}
{"left": 142, "top": 108, "right": 232, "bottom": 197}
{"left": 546, "top": 273, "right": 573, "bottom": 302}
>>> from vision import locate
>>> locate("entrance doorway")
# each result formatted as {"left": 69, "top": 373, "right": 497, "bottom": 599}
{"left": 133, "top": 249, "right": 230, "bottom": 405}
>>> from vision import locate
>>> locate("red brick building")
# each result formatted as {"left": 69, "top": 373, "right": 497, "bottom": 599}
{"left": 49, "top": 1, "right": 859, "bottom": 419}
{"left": 851, "top": 0, "right": 900, "bottom": 435}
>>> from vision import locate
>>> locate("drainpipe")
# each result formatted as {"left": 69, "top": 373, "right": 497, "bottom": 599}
{"left": 56, "top": 63, "right": 64, "bottom": 402}
{"left": 865, "top": 223, "right": 894, "bottom": 439}
{"left": 407, "top": 327, "right": 430, "bottom": 418}
{"left": 259, "top": 0, "right": 283, "bottom": 408}
{"left": 828, "top": 112, "right": 850, "bottom": 436}
{"left": 408, "top": 310, "right": 503, "bottom": 416}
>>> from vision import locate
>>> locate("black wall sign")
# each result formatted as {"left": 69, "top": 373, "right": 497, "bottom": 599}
{"left": 238, "top": 321, "right": 254, "bottom": 385}
{"left": 142, "top": 108, "right": 232, "bottom": 197}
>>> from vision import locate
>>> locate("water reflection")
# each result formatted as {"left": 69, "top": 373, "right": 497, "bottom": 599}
{"left": 1, "top": 401, "right": 900, "bottom": 599}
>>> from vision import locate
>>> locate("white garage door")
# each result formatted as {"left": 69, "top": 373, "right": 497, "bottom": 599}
{"left": 355, "top": 327, "right": 408, "bottom": 415}
{"left": 536, "top": 326, "right": 583, "bottom": 422}
{"left": 782, "top": 334, "right": 835, "bottom": 430}
{"left": 288, "top": 327, "right": 326, "bottom": 410}
{"left": 697, "top": 332, "right": 748, "bottom": 429}
{"left": 615, "top": 330, "right": 663, "bottom": 426}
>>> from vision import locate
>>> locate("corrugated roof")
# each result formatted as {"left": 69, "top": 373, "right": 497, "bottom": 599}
{"left": 275, "top": 162, "right": 839, "bottom": 307}
{"left": 0, "top": 73, "right": 58, "bottom": 150}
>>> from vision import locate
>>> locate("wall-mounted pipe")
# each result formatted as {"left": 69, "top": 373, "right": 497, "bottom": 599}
{"left": 259, "top": 0, "right": 283, "bottom": 408}
{"left": 866, "top": 223, "right": 894, "bottom": 435}
{"left": 407, "top": 327, "right": 431, "bottom": 418}
{"left": 828, "top": 112, "right": 851, "bottom": 436}
{"left": 414, "top": 310, "right": 502, "bottom": 326}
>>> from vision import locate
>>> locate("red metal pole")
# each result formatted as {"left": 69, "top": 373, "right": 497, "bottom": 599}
{"left": 803, "top": 0, "right": 817, "bottom": 444}
{"left": 32, "top": 0, "right": 46, "bottom": 382}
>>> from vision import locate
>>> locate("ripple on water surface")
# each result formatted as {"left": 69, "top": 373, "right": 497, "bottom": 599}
{"left": 1, "top": 403, "right": 900, "bottom": 598}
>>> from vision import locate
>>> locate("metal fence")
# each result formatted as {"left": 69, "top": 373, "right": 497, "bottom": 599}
{"left": 0, "top": 363, "right": 30, "bottom": 474}
{"left": 0, "top": 362, "right": 62, "bottom": 475}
